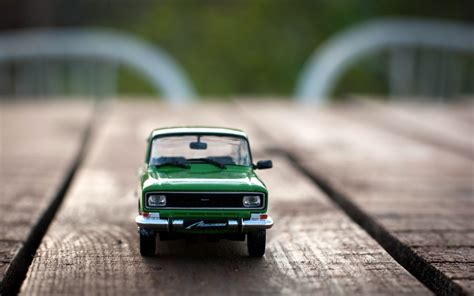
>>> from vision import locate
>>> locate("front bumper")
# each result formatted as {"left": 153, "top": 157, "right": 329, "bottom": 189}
{"left": 135, "top": 214, "right": 273, "bottom": 232}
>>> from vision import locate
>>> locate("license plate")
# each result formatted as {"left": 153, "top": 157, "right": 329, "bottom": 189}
{"left": 183, "top": 220, "right": 228, "bottom": 230}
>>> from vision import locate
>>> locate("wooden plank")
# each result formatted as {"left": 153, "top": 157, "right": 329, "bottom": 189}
{"left": 0, "top": 101, "right": 92, "bottom": 294}
{"left": 341, "top": 98, "right": 474, "bottom": 160}
{"left": 238, "top": 100, "right": 474, "bottom": 295}
{"left": 20, "top": 101, "right": 429, "bottom": 295}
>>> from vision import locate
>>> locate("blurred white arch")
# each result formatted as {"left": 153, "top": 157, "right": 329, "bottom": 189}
{"left": 0, "top": 28, "right": 196, "bottom": 102}
{"left": 295, "top": 18, "right": 474, "bottom": 105}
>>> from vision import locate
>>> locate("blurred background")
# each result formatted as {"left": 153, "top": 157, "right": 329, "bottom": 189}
{"left": 0, "top": 0, "right": 473, "bottom": 102}
{"left": 1, "top": 3, "right": 473, "bottom": 296}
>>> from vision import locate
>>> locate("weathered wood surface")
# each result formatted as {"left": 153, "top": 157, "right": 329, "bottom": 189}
{"left": 239, "top": 100, "right": 474, "bottom": 295}
{"left": 20, "top": 102, "right": 429, "bottom": 295}
{"left": 0, "top": 101, "right": 92, "bottom": 293}
{"left": 343, "top": 99, "right": 474, "bottom": 160}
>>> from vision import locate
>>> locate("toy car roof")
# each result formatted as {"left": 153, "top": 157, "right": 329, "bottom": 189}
{"left": 149, "top": 126, "right": 248, "bottom": 139}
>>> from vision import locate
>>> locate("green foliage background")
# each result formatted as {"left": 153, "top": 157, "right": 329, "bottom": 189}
{"left": 84, "top": 0, "right": 472, "bottom": 98}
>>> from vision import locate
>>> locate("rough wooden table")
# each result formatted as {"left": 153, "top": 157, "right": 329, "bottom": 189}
{"left": 0, "top": 99, "right": 472, "bottom": 295}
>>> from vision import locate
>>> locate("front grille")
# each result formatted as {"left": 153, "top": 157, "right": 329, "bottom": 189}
{"left": 145, "top": 192, "right": 265, "bottom": 209}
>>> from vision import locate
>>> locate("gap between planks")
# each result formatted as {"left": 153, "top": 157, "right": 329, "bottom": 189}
{"left": 271, "top": 149, "right": 468, "bottom": 296}
{"left": 0, "top": 103, "right": 97, "bottom": 296}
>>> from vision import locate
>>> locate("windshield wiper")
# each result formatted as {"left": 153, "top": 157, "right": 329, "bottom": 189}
{"left": 187, "top": 158, "right": 226, "bottom": 169}
{"left": 153, "top": 160, "right": 190, "bottom": 169}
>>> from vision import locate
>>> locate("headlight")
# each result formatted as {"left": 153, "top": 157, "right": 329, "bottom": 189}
{"left": 148, "top": 194, "right": 166, "bottom": 207}
{"left": 243, "top": 195, "right": 261, "bottom": 208}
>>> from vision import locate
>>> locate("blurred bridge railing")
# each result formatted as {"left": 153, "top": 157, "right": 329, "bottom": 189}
{"left": 0, "top": 28, "right": 196, "bottom": 102}
{"left": 296, "top": 18, "right": 474, "bottom": 105}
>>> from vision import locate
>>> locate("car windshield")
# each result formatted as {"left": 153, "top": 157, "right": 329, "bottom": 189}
{"left": 149, "top": 134, "right": 251, "bottom": 167}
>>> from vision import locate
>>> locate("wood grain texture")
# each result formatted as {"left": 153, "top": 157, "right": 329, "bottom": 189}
{"left": 342, "top": 98, "right": 474, "bottom": 160}
{"left": 0, "top": 101, "right": 92, "bottom": 293}
{"left": 239, "top": 100, "right": 473, "bottom": 295}
{"left": 20, "top": 101, "right": 428, "bottom": 295}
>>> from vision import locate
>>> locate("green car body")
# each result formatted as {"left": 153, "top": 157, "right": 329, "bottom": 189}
{"left": 136, "top": 127, "right": 273, "bottom": 256}
{"left": 139, "top": 165, "right": 268, "bottom": 221}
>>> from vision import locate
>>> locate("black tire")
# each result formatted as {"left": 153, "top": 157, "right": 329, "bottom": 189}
{"left": 139, "top": 228, "right": 156, "bottom": 256}
{"left": 247, "top": 230, "right": 266, "bottom": 257}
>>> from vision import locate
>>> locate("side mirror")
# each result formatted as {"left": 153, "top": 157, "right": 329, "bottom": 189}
{"left": 255, "top": 160, "right": 273, "bottom": 170}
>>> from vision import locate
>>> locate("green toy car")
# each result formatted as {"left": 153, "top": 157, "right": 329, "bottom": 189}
{"left": 136, "top": 127, "right": 273, "bottom": 257}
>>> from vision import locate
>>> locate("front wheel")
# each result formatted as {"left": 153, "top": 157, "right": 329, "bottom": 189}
{"left": 247, "top": 230, "right": 266, "bottom": 257}
{"left": 139, "top": 228, "right": 156, "bottom": 256}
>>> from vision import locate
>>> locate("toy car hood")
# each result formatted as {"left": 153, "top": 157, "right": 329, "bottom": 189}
{"left": 142, "top": 168, "right": 267, "bottom": 193}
